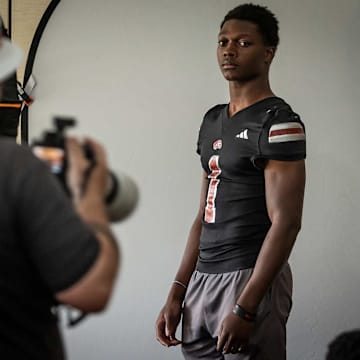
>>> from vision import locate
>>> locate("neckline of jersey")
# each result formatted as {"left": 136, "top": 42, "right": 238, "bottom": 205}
{"left": 223, "top": 96, "right": 283, "bottom": 120}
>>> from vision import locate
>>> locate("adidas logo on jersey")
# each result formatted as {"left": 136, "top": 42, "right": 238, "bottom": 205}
{"left": 236, "top": 129, "right": 248, "bottom": 139}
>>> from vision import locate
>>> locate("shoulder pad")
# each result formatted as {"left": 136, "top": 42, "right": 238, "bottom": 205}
{"left": 203, "top": 104, "right": 226, "bottom": 119}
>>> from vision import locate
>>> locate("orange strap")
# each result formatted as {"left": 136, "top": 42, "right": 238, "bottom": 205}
{"left": 0, "top": 103, "right": 22, "bottom": 109}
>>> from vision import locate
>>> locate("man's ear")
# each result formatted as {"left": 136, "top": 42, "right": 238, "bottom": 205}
{"left": 264, "top": 47, "right": 276, "bottom": 65}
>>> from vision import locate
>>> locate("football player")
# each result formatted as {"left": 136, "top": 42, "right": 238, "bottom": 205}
{"left": 156, "top": 4, "right": 306, "bottom": 359}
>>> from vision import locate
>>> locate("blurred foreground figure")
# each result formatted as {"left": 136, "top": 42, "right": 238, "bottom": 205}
{"left": 0, "top": 16, "right": 119, "bottom": 359}
{"left": 326, "top": 329, "right": 360, "bottom": 360}
{"left": 156, "top": 4, "right": 306, "bottom": 359}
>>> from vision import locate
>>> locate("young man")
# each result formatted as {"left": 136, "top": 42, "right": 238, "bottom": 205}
{"left": 0, "top": 17, "right": 120, "bottom": 359}
{"left": 156, "top": 4, "right": 306, "bottom": 359}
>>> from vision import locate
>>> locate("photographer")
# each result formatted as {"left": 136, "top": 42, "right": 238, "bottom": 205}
{"left": 0, "top": 17, "right": 119, "bottom": 359}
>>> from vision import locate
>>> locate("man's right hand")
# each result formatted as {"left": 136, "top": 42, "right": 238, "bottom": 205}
{"left": 156, "top": 300, "right": 183, "bottom": 347}
{"left": 155, "top": 172, "right": 208, "bottom": 348}
{"left": 56, "top": 137, "right": 120, "bottom": 312}
{"left": 66, "top": 137, "right": 108, "bottom": 202}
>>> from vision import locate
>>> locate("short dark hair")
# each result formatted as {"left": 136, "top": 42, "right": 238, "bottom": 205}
{"left": 326, "top": 329, "right": 360, "bottom": 360}
{"left": 220, "top": 3, "right": 279, "bottom": 48}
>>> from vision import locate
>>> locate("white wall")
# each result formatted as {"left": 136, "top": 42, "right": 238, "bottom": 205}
{"left": 28, "top": 0, "right": 360, "bottom": 359}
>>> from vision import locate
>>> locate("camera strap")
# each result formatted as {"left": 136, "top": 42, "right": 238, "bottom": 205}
{"left": 20, "top": 0, "right": 61, "bottom": 143}
{"left": 0, "top": 17, "right": 33, "bottom": 140}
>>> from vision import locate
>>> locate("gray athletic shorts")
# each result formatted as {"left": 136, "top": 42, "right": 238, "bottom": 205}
{"left": 181, "top": 263, "right": 292, "bottom": 360}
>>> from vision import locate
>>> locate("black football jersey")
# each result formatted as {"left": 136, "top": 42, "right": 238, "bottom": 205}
{"left": 196, "top": 97, "right": 306, "bottom": 273}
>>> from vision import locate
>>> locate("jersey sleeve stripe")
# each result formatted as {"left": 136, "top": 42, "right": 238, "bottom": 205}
{"left": 268, "top": 122, "right": 305, "bottom": 143}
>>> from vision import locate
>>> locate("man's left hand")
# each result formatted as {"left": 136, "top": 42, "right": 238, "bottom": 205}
{"left": 216, "top": 313, "right": 255, "bottom": 354}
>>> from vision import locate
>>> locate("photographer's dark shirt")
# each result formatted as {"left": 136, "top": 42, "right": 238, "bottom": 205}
{"left": 0, "top": 139, "right": 99, "bottom": 359}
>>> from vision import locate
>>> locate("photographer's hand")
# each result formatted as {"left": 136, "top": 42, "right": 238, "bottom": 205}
{"left": 56, "top": 137, "right": 120, "bottom": 312}
{"left": 66, "top": 137, "right": 108, "bottom": 220}
{"left": 66, "top": 137, "right": 106, "bottom": 202}
{"left": 66, "top": 137, "right": 91, "bottom": 202}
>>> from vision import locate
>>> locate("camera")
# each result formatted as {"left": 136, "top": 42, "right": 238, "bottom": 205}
{"left": 31, "top": 116, "right": 139, "bottom": 222}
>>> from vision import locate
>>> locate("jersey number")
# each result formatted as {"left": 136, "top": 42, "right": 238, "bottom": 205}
{"left": 204, "top": 155, "right": 221, "bottom": 223}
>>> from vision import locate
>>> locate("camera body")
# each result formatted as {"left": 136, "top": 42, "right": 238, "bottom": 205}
{"left": 32, "top": 117, "right": 138, "bottom": 222}
{"left": 32, "top": 117, "right": 74, "bottom": 192}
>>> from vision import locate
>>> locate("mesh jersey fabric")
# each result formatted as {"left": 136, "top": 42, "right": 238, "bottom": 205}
{"left": 196, "top": 97, "right": 306, "bottom": 273}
